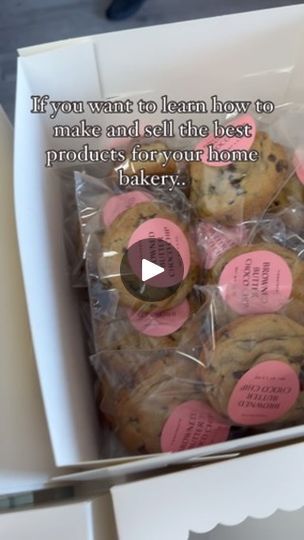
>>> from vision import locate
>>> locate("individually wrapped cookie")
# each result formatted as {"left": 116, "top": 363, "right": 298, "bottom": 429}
{"left": 75, "top": 169, "right": 193, "bottom": 245}
{"left": 99, "top": 203, "right": 200, "bottom": 312}
{"left": 199, "top": 313, "right": 304, "bottom": 432}
{"left": 189, "top": 105, "right": 299, "bottom": 226}
{"left": 195, "top": 220, "right": 250, "bottom": 272}
{"left": 75, "top": 171, "right": 200, "bottom": 313}
{"left": 208, "top": 242, "right": 304, "bottom": 324}
{"left": 92, "top": 290, "right": 205, "bottom": 354}
{"left": 92, "top": 348, "right": 231, "bottom": 456}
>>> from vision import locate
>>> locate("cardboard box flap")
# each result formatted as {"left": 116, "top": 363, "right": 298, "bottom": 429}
{"left": 52, "top": 425, "right": 304, "bottom": 483}
{"left": 0, "top": 107, "right": 56, "bottom": 494}
{"left": 206, "top": 509, "right": 304, "bottom": 540}
{"left": 110, "top": 442, "right": 304, "bottom": 539}
{"left": 14, "top": 61, "right": 101, "bottom": 466}
{"left": 93, "top": 7, "right": 304, "bottom": 103}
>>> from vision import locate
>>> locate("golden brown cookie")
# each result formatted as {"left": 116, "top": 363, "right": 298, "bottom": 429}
{"left": 93, "top": 293, "right": 202, "bottom": 352}
{"left": 99, "top": 201, "right": 199, "bottom": 312}
{"left": 281, "top": 298, "right": 304, "bottom": 327}
{"left": 271, "top": 174, "right": 304, "bottom": 209}
{"left": 200, "top": 314, "right": 304, "bottom": 429}
{"left": 190, "top": 132, "right": 289, "bottom": 224}
{"left": 210, "top": 242, "right": 304, "bottom": 304}
{"left": 100, "top": 352, "right": 210, "bottom": 454}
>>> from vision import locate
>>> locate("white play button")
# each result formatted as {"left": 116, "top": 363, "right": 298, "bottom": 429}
{"left": 141, "top": 258, "right": 165, "bottom": 282}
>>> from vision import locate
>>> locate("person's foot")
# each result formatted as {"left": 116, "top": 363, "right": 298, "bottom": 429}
{"left": 106, "top": 0, "right": 146, "bottom": 20}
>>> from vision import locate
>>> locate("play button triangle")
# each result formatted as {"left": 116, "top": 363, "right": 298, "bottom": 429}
{"left": 141, "top": 258, "right": 165, "bottom": 282}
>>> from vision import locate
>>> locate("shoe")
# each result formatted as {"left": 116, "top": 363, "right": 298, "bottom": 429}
{"left": 106, "top": 0, "right": 146, "bottom": 20}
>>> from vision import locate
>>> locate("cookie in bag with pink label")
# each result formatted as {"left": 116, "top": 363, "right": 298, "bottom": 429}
{"left": 99, "top": 201, "right": 199, "bottom": 312}
{"left": 195, "top": 221, "right": 249, "bottom": 271}
{"left": 93, "top": 294, "right": 202, "bottom": 353}
{"left": 190, "top": 130, "right": 289, "bottom": 225}
{"left": 200, "top": 313, "right": 304, "bottom": 430}
{"left": 209, "top": 242, "right": 304, "bottom": 317}
{"left": 94, "top": 350, "right": 230, "bottom": 455}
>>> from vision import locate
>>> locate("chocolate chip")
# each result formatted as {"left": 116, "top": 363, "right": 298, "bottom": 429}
{"left": 228, "top": 200, "right": 235, "bottom": 205}
{"left": 268, "top": 154, "right": 276, "bottom": 162}
{"left": 208, "top": 184, "right": 216, "bottom": 194}
{"left": 229, "top": 176, "right": 241, "bottom": 186}
{"left": 290, "top": 356, "right": 304, "bottom": 364}
{"left": 233, "top": 370, "right": 246, "bottom": 380}
{"left": 276, "top": 160, "right": 288, "bottom": 173}
{"left": 227, "top": 164, "right": 237, "bottom": 172}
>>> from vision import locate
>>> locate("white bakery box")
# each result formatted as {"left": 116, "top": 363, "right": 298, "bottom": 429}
{"left": 3, "top": 3, "right": 304, "bottom": 538}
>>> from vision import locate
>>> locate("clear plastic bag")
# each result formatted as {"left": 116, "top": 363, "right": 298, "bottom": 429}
{"left": 199, "top": 312, "right": 304, "bottom": 432}
{"left": 68, "top": 102, "right": 304, "bottom": 458}
{"left": 92, "top": 289, "right": 204, "bottom": 354}
{"left": 75, "top": 170, "right": 201, "bottom": 316}
{"left": 189, "top": 105, "right": 298, "bottom": 225}
{"left": 91, "top": 348, "right": 231, "bottom": 455}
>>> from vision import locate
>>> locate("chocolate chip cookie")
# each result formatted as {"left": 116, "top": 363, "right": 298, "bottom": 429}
{"left": 200, "top": 314, "right": 304, "bottom": 428}
{"left": 99, "top": 201, "right": 199, "bottom": 311}
{"left": 93, "top": 293, "right": 202, "bottom": 352}
{"left": 210, "top": 242, "right": 304, "bottom": 304}
{"left": 99, "top": 351, "right": 210, "bottom": 454}
{"left": 190, "top": 132, "right": 289, "bottom": 224}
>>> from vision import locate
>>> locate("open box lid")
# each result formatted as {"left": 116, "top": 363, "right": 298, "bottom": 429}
{"left": 109, "top": 441, "right": 304, "bottom": 539}
{"left": 0, "top": 107, "right": 56, "bottom": 495}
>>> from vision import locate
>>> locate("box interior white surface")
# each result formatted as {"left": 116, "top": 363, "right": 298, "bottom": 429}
{"left": 0, "top": 107, "right": 56, "bottom": 495}
{"left": 14, "top": 4, "right": 304, "bottom": 474}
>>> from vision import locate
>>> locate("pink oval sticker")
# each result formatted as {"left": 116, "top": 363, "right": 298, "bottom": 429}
{"left": 197, "top": 222, "right": 248, "bottom": 269}
{"left": 196, "top": 114, "right": 256, "bottom": 167}
{"left": 126, "top": 299, "right": 190, "bottom": 337}
{"left": 128, "top": 218, "right": 191, "bottom": 279}
{"left": 219, "top": 250, "right": 292, "bottom": 315}
{"left": 228, "top": 360, "right": 300, "bottom": 425}
{"left": 103, "top": 191, "right": 153, "bottom": 227}
{"left": 161, "top": 400, "right": 230, "bottom": 452}
{"left": 293, "top": 148, "right": 304, "bottom": 185}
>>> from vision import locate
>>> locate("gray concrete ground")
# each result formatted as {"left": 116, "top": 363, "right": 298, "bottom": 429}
{"left": 0, "top": 0, "right": 302, "bottom": 120}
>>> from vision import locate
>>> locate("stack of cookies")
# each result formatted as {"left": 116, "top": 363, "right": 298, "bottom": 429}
{"left": 72, "top": 123, "right": 304, "bottom": 457}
